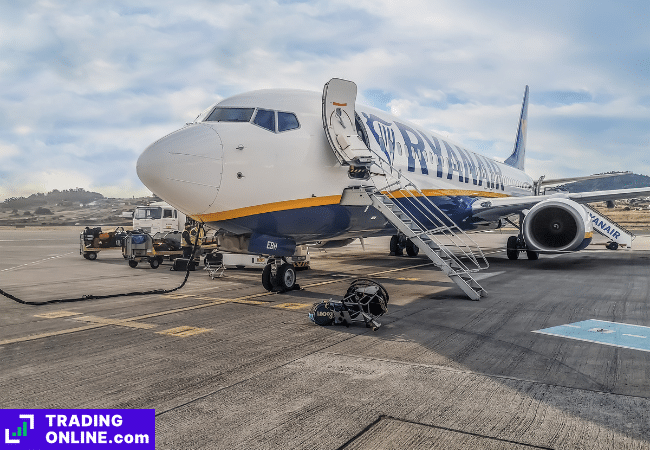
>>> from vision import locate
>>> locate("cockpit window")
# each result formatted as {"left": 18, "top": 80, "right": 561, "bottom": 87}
{"left": 253, "top": 109, "right": 275, "bottom": 132}
{"left": 205, "top": 107, "right": 255, "bottom": 122}
{"left": 278, "top": 112, "right": 299, "bottom": 132}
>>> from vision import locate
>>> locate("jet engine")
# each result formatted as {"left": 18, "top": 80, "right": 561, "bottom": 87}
{"left": 522, "top": 198, "right": 592, "bottom": 252}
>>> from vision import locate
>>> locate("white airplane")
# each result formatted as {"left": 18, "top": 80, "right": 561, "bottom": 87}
{"left": 137, "top": 78, "right": 650, "bottom": 299}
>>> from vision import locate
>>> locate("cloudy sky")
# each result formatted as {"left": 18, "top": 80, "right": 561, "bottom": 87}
{"left": 1, "top": 0, "right": 649, "bottom": 201}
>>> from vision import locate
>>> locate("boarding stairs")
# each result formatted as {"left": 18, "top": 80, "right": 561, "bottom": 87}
{"left": 373, "top": 159, "right": 488, "bottom": 300}
{"left": 324, "top": 77, "right": 488, "bottom": 300}
{"left": 582, "top": 204, "right": 635, "bottom": 249}
{"left": 341, "top": 164, "right": 489, "bottom": 300}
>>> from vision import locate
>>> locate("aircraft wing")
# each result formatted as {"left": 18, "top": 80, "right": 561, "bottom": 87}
{"left": 472, "top": 186, "right": 650, "bottom": 221}
{"left": 538, "top": 171, "right": 631, "bottom": 187}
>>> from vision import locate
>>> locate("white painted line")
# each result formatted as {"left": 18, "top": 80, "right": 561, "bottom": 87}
{"left": 623, "top": 334, "right": 647, "bottom": 339}
{"left": 532, "top": 330, "right": 650, "bottom": 353}
{"left": 591, "top": 319, "right": 650, "bottom": 330}
{"left": 0, "top": 252, "right": 75, "bottom": 272}
{"left": 563, "top": 325, "right": 581, "bottom": 328}
{"left": 0, "top": 239, "right": 70, "bottom": 242}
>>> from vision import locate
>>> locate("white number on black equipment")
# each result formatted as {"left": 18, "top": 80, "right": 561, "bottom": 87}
{"left": 308, "top": 278, "right": 389, "bottom": 331}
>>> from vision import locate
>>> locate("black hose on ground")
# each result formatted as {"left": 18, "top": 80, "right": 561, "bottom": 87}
{"left": 0, "top": 223, "right": 204, "bottom": 306}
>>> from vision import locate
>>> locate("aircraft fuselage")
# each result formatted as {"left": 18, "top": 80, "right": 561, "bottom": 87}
{"left": 137, "top": 89, "right": 535, "bottom": 245}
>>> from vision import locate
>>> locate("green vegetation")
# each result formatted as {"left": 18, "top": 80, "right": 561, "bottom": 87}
{"left": 1, "top": 188, "right": 104, "bottom": 209}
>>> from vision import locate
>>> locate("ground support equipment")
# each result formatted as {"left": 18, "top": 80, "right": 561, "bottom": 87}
{"left": 309, "top": 279, "right": 389, "bottom": 331}
{"left": 80, "top": 226, "right": 128, "bottom": 260}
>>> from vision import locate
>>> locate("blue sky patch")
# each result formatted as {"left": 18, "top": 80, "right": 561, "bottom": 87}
{"left": 363, "top": 89, "right": 393, "bottom": 110}
{"left": 535, "top": 90, "right": 593, "bottom": 106}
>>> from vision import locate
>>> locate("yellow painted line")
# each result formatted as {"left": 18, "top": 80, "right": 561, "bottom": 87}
{"left": 192, "top": 295, "right": 221, "bottom": 301}
{"left": 0, "top": 324, "right": 106, "bottom": 346}
{"left": 123, "top": 300, "right": 230, "bottom": 321}
{"left": 196, "top": 195, "right": 342, "bottom": 222}
{"left": 230, "top": 299, "right": 269, "bottom": 306}
{"left": 301, "top": 262, "right": 435, "bottom": 289}
{"left": 34, "top": 311, "right": 82, "bottom": 319}
{"left": 4, "top": 261, "right": 438, "bottom": 346}
{"left": 73, "top": 315, "right": 157, "bottom": 330}
{"left": 272, "top": 302, "right": 310, "bottom": 310}
{"left": 156, "top": 326, "right": 212, "bottom": 338}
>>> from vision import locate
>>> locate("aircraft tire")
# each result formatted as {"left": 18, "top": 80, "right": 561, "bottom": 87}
{"left": 149, "top": 258, "right": 160, "bottom": 269}
{"left": 262, "top": 265, "right": 274, "bottom": 291}
{"left": 87, "top": 252, "right": 97, "bottom": 261}
{"left": 405, "top": 239, "right": 419, "bottom": 257}
{"left": 275, "top": 263, "right": 296, "bottom": 292}
{"left": 390, "top": 235, "right": 403, "bottom": 256}
{"left": 526, "top": 250, "right": 539, "bottom": 260}
{"left": 506, "top": 236, "right": 519, "bottom": 260}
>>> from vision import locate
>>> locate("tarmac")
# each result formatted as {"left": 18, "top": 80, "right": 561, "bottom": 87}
{"left": 2, "top": 226, "right": 650, "bottom": 449}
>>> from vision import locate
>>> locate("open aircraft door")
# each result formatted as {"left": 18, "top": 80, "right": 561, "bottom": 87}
{"left": 322, "top": 78, "right": 374, "bottom": 178}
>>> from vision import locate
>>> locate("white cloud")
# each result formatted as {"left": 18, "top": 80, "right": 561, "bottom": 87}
{"left": 1, "top": 0, "right": 650, "bottom": 201}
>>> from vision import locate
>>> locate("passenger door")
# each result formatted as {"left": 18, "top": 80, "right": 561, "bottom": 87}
{"left": 322, "top": 78, "right": 373, "bottom": 168}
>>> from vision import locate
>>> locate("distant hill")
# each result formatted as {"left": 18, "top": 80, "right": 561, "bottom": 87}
{"left": 1, "top": 188, "right": 104, "bottom": 209}
{"left": 555, "top": 173, "right": 650, "bottom": 193}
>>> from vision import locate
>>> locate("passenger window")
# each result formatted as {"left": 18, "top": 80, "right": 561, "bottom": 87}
{"left": 205, "top": 107, "right": 255, "bottom": 122}
{"left": 163, "top": 209, "right": 173, "bottom": 218}
{"left": 253, "top": 109, "right": 275, "bottom": 132}
{"left": 278, "top": 112, "right": 299, "bottom": 132}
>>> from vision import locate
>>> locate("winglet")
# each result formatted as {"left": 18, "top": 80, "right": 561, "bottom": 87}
{"left": 504, "top": 85, "right": 529, "bottom": 171}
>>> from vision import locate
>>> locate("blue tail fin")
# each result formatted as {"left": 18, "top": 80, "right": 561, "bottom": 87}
{"left": 504, "top": 85, "right": 528, "bottom": 171}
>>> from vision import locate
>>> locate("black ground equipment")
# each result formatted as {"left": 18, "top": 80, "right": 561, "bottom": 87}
{"left": 309, "top": 278, "right": 389, "bottom": 331}
{"left": 80, "top": 226, "right": 128, "bottom": 260}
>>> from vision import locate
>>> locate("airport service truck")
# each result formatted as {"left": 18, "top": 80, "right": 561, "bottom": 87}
{"left": 133, "top": 202, "right": 186, "bottom": 234}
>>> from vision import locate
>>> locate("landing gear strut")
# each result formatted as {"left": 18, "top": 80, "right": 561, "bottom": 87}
{"left": 505, "top": 215, "right": 539, "bottom": 260}
{"left": 390, "top": 234, "right": 419, "bottom": 257}
{"left": 262, "top": 258, "right": 299, "bottom": 293}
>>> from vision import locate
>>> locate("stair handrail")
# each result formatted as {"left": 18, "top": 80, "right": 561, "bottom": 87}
{"left": 385, "top": 187, "right": 484, "bottom": 271}
{"left": 368, "top": 152, "right": 488, "bottom": 271}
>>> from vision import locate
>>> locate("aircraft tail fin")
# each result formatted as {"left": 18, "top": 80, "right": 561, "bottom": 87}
{"left": 504, "top": 85, "right": 529, "bottom": 171}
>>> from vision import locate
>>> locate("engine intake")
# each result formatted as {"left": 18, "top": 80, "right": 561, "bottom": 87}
{"left": 522, "top": 198, "right": 592, "bottom": 252}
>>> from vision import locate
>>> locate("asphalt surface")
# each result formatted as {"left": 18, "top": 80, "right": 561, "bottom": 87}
{"left": 2, "top": 227, "right": 650, "bottom": 449}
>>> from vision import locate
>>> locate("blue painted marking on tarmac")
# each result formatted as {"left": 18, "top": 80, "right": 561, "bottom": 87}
{"left": 533, "top": 319, "right": 650, "bottom": 352}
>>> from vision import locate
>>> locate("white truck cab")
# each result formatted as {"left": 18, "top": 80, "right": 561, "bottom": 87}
{"left": 133, "top": 202, "right": 186, "bottom": 234}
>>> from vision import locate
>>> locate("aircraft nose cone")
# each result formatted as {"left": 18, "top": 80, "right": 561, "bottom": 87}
{"left": 137, "top": 124, "right": 223, "bottom": 215}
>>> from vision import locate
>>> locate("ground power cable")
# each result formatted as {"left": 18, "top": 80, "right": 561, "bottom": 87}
{"left": 0, "top": 223, "right": 204, "bottom": 306}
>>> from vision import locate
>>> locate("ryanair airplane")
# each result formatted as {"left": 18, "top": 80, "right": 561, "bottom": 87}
{"left": 137, "top": 78, "right": 650, "bottom": 299}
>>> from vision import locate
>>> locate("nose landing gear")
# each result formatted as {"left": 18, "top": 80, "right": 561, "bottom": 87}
{"left": 262, "top": 258, "right": 299, "bottom": 292}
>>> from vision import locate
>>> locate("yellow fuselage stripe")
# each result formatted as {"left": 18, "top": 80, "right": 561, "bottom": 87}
{"left": 194, "top": 189, "right": 511, "bottom": 222}
{"left": 195, "top": 195, "right": 342, "bottom": 222}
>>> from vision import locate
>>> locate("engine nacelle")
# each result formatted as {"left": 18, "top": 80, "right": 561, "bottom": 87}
{"left": 522, "top": 198, "right": 593, "bottom": 252}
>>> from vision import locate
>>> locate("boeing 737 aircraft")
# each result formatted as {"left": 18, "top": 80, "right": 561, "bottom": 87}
{"left": 136, "top": 78, "right": 650, "bottom": 299}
